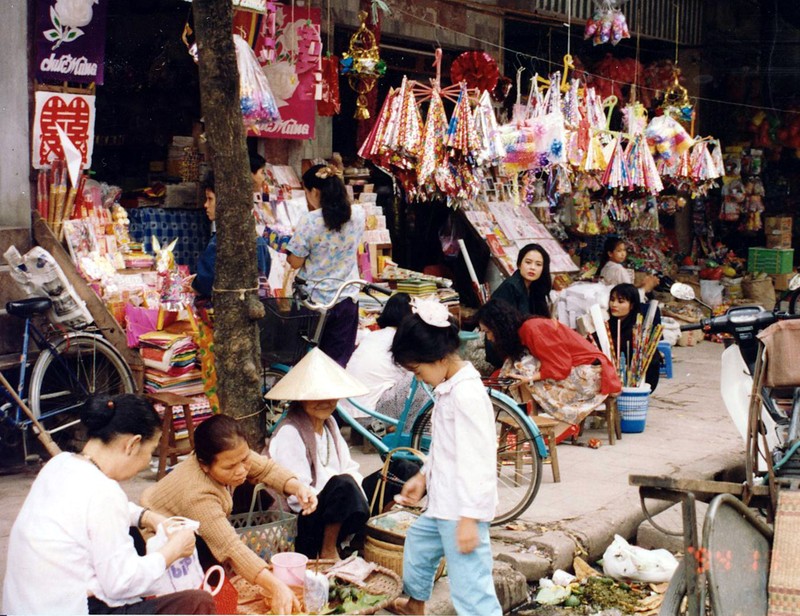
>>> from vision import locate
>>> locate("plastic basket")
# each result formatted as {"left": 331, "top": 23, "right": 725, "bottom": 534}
{"left": 229, "top": 484, "right": 297, "bottom": 561}
{"left": 258, "top": 298, "right": 319, "bottom": 366}
{"left": 617, "top": 385, "right": 651, "bottom": 433}
{"left": 748, "top": 247, "right": 794, "bottom": 274}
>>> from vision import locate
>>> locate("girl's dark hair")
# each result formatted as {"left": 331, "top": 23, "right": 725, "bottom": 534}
{"left": 249, "top": 153, "right": 267, "bottom": 175}
{"left": 302, "top": 164, "right": 351, "bottom": 232}
{"left": 517, "top": 243, "right": 552, "bottom": 317}
{"left": 598, "top": 236, "right": 625, "bottom": 270}
{"left": 194, "top": 415, "right": 248, "bottom": 465}
{"left": 377, "top": 293, "right": 412, "bottom": 329}
{"left": 80, "top": 394, "right": 161, "bottom": 444}
{"left": 475, "top": 299, "right": 528, "bottom": 360}
{"left": 391, "top": 314, "right": 460, "bottom": 366}
{"left": 609, "top": 283, "right": 641, "bottom": 318}
{"left": 201, "top": 170, "right": 215, "bottom": 192}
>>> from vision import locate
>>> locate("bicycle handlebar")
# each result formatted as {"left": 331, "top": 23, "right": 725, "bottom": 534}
{"left": 294, "top": 277, "right": 392, "bottom": 311}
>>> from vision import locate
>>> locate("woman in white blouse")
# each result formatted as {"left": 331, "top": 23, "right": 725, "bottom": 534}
{"left": 266, "top": 348, "right": 370, "bottom": 559}
{"left": 2, "top": 394, "right": 214, "bottom": 615}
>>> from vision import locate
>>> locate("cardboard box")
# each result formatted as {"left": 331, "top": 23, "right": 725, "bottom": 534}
{"left": 770, "top": 273, "right": 794, "bottom": 291}
{"left": 765, "top": 216, "right": 793, "bottom": 249}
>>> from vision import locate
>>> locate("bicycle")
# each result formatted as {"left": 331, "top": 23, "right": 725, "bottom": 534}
{"left": 259, "top": 277, "right": 549, "bottom": 525}
{"left": 0, "top": 297, "right": 136, "bottom": 458}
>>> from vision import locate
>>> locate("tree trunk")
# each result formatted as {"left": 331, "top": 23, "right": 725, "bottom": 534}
{"left": 193, "top": 0, "right": 265, "bottom": 446}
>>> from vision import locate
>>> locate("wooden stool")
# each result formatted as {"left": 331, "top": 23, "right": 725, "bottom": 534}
{"left": 532, "top": 415, "right": 560, "bottom": 483}
{"left": 584, "top": 397, "right": 621, "bottom": 445}
{"left": 145, "top": 392, "right": 198, "bottom": 479}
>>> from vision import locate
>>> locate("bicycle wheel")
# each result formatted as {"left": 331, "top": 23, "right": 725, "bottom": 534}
{"left": 261, "top": 367, "right": 291, "bottom": 435}
{"left": 29, "top": 333, "right": 135, "bottom": 452}
{"left": 410, "top": 396, "right": 543, "bottom": 525}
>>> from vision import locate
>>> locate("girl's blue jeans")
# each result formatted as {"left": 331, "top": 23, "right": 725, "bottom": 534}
{"left": 402, "top": 513, "right": 501, "bottom": 616}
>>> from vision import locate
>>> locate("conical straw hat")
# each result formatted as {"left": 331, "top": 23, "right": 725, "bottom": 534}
{"left": 264, "top": 348, "right": 369, "bottom": 400}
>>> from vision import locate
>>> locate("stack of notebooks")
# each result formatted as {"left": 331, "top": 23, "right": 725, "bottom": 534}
{"left": 396, "top": 278, "right": 438, "bottom": 296}
{"left": 139, "top": 330, "right": 205, "bottom": 396}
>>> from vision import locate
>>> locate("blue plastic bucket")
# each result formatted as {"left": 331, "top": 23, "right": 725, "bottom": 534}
{"left": 618, "top": 385, "right": 651, "bottom": 433}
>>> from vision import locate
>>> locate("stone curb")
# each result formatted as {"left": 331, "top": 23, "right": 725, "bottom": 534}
{"left": 491, "top": 448, "right": 743, "bottom": 583}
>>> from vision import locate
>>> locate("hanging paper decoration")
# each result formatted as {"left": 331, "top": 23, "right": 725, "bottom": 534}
{"left": 233, "top": 34, "right": 281, "bottom": 130}
{"left": 660, "top": 69, "right": 694, "bottom": 122}
{"left": 584, "top": 0, "right": 630, "bottom": 46}
{"left": 417, "top": 87, "right": 448, "bottom": 189}
{"left": 340, "top": 10, "right": 386, "bottom": 119}
{"left": 450, "top": 51, "right": 500, "bottom": 93}
{"left": 317, "top": 55, "right": 341, "bottom": 116}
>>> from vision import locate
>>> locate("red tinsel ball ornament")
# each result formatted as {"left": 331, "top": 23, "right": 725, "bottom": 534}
{"left": 450, "top": 51, "right": 499, "bottom": 93}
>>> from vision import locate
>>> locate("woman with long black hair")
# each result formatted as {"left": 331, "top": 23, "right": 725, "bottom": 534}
{"left": 287, "top": 164, "right": 365, "bottom": 366}
{"left": 492, "top": 243, "right": 552, "bottom": 317}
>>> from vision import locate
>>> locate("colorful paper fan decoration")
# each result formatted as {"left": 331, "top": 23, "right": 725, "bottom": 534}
{"left": 450, "top": 51, "right": 500, "bottom": 93}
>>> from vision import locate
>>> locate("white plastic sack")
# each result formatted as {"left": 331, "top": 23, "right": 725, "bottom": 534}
{"left": 146, "top": 517, "right": 204, "bottom": 595}
{"left": 602, "top": 534, "right": 678, "bottom": 583}
{"left": 660, "top": 317, "right": 681, "bottom": 347}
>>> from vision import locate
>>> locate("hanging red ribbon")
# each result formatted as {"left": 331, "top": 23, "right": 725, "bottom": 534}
{"left": 317, "top": 55, "right": 341, "bottom": 116}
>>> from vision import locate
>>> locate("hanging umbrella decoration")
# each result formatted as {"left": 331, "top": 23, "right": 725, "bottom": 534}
{"left": 417, "top": 86, "right": 449, "bottom": 199}
{"left": 339, "top": 11, "right": 387, "bottom": 119}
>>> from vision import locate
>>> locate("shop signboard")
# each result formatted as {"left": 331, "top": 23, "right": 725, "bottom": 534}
{"left": 251, "top": 4, "right": 322, "bottom": 140}
{"left": 32, "top": 91, "right": 96, "bottom": 169}
{"left": 34, "top": 0, "right": 108, "bottom": 85}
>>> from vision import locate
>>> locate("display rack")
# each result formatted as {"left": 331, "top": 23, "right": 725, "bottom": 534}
{"left": 32, "top": 212, "right": 144, "bottom": 391}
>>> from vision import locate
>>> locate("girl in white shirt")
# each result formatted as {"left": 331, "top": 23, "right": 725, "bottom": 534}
{"left": 2, "top": 394, "right": 213, "bottom": 615}
{"left": 389, "top": 299, "right": 501, "bottom": 616}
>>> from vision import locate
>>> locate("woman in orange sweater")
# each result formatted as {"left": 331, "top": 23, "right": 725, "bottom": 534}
{"left": 476, "top": 299, "right": 621, "bottom": 437}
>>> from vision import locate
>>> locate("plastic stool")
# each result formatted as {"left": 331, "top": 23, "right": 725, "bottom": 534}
{"left": 658, "top": 341, "right": 673, "bottom": 379}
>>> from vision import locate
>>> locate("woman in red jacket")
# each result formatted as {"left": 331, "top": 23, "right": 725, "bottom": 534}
{"left": 476, "top": 299, "right": 621, "bottom": 436}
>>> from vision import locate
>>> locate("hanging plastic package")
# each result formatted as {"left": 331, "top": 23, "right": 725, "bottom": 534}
{"left": 232, "top": 34, "right": 281, "bottom": 132}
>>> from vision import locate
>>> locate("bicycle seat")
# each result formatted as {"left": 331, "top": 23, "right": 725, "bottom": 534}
{"left": 6, "top": 297, "right": 52, "bottom": 318}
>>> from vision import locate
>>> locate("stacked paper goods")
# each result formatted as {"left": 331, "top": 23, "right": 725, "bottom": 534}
{"left": 139, "top": 330, "right": 205, "bottom": 396}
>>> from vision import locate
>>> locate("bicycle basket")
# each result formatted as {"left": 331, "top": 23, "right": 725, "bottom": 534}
{"left": 229, "top": 484, "right": 298, "bottom": 561}
{"left": 258, "top": 298, "right": 319, "bottom": 366}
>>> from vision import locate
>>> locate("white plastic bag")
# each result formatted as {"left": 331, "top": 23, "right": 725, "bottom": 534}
{"left": 145, "top": 517, "right": 204, "bottom": 595}
{"left": 602, "top": 534, "right": 678, "bottom": 583}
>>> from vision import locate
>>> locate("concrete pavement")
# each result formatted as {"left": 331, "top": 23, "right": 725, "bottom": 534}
{"left": 0, "top": 340, "right": 743, "bottom": 612}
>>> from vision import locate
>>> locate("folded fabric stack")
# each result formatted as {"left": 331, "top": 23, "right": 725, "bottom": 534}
{"left": 139, "top": 330, "right": 205, "bottom": 396}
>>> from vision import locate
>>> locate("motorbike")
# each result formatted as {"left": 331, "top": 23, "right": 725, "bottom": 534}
{"left": 671, "top": 282, "right": 800, "bottom": 489}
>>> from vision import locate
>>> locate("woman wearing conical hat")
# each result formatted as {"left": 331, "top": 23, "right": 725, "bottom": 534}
{"left": 266, "top": 348, "right": 372, "bottom": 560}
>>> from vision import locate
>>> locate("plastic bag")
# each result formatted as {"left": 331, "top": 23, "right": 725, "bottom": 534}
{"left": 146, "top": 517, "right": 204, "bottom": 595}
{"left": 233, "top": 34, "right": 280, "bottom": 131}
{"left": 602, "top": 534, "right": 678, "bottom": 583}
{"left": 4, "top": 245, "right": 93, "bottom": 329}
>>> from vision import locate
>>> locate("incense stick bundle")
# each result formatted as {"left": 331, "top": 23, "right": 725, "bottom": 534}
{"left": 37, "top": 168, "right": 49, "bottom": 220}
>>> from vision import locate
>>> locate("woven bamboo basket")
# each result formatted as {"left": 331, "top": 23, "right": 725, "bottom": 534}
{"left": 364, "top": 534, "right": 445, "bottom": 580}
{"left": 232, "top": 559, "right": 402, "bottom": 615}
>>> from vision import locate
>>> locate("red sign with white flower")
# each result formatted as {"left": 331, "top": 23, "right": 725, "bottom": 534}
{"left": 32, "top": 91, "right": 96, "bottom": 169}
{"left": 252, "top": 4, "right": 322, "bottom": 140}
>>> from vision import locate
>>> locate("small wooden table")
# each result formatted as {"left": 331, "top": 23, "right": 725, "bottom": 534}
{"left": 145, "top": 392, "right": 198, "bottom": 479}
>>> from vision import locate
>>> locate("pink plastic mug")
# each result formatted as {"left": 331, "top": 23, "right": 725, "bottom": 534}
{"left": 271, "top": 552, "right": 308, "bottom": 587}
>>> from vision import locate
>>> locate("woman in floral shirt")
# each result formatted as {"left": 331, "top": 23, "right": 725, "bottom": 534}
{"left": 287, "top": 164, "right": 365, "bottom": 366}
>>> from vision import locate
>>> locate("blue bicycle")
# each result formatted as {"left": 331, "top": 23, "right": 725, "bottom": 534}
{"left": 0, "top": 297, "right": 135, "bottom": 458}
{"left": 259, "top": 278, "right": 548, "bottom": 525}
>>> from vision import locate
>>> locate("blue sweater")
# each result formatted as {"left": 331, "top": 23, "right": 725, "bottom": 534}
{"left": 193, "top": 234, "right": 271, "bottom": 298}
